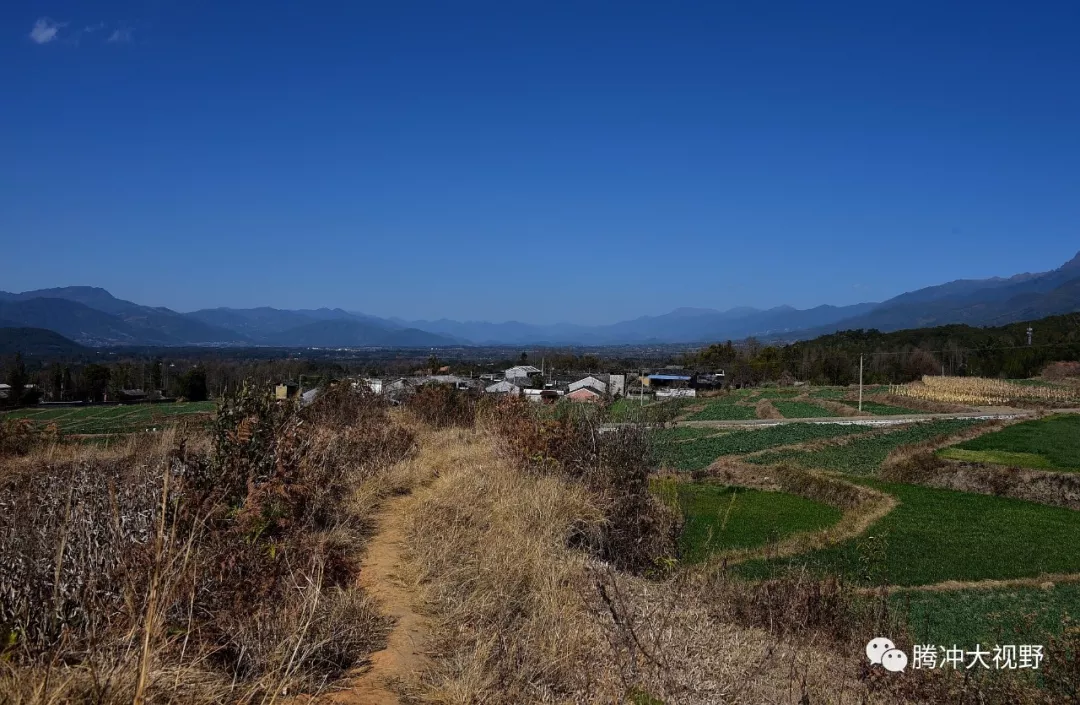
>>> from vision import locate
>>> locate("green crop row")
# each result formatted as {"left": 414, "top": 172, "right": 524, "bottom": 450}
{"left": 738, "top": 480, "right": 1080, "bottom": 586}
{"left": 654, "top": 423, "right": 874, "bottom": 471}
{"left": 772, "top": 400, "right": 840, "bottom": 419}
{"left": 746, "top": 419, "right": 982, "bottom": 475}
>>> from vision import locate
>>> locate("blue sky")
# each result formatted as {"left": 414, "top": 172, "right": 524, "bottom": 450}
{"left": 3, "top": 1, "right": 1079, "bottom": 325}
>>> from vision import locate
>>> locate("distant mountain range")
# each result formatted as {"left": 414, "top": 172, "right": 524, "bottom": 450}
{"left": 2, "top": 251, "right": 1078, "bottom": 348}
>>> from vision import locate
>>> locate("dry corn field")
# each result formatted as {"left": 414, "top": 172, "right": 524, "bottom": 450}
{"left": 890, "top": 375, "right": 1080, "bottom": 406}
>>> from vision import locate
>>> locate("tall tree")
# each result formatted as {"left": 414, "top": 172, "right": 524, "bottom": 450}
{"left": 5, "top": 354, "right": 27, "bottom": 406}
{"left": 151, "top": 358, "right": 164, "bottom": 390}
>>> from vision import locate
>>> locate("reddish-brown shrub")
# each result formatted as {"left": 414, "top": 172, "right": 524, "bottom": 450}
{"left": 1043, "top": 360, "right": 1080, "bottom": 381}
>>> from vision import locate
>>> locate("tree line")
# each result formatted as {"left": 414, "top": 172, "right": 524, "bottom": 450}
{"left": 682, "top": 313, "right": 1080, "bottom": 386}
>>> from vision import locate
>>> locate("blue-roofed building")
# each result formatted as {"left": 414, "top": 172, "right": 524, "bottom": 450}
{"left": 643, "top": 372, "right": 695, "bottom": 389}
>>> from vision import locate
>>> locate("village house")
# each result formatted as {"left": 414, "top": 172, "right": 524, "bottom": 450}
{"left": 503, "top": 365, "right": 542, "bottom": 382}
{"left": 568, "top": 375, "right": 608, "bottom": 395}
{"left": 566, "top": 385, "right": 603, "bottom": 403}
{"left": 485, "top": 379, "right": 523, "bottom": 396}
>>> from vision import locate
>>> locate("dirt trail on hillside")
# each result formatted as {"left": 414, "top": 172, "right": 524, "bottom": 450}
{"left": 326, "top": 480, "right": 429, "bottom": 703}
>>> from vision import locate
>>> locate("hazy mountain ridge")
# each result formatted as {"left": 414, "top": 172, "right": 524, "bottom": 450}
{"left": 0, "top": 327, "right": 88, "bottom": 356}
{"left": 783, "top": 252, "right": 1080, "bottom": 340}
{"left": 2, "top": 251, "right": 1078, "bottom": 346}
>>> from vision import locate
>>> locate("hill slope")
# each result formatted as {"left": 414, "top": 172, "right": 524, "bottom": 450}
{"left": 0, "top": 327, "right": 87, "bottom": 356}
{"left": 0, "top": 287, "right": 246, "bottom": 345}
{"left": 786, "top": 254, "right": 1080, "bottom": 341}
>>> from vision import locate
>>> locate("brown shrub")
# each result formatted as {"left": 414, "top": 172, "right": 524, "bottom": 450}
{"left": 0, "top": 380, "right": 415, "bottom": 699}
{"left": 406, "top": 383, "right": 479, "bottom": 428}
{"left": 479, "top": 396, "right": 680, "bottom": 573}
{"left": 711, "top": 570, "right": 871, "bottom": 643}
{"left": 0, "top": 418, "right": 58, "bottom": 457}
{"left": 1042, "top": 360, "right": 1080, "bottom": 381}
{"left": 754, "top": 398, "right": 782, "bottom": 419}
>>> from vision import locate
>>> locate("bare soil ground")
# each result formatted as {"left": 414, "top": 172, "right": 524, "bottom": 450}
{"left": 327, "top": 492, "right": 429, "bottom": 705}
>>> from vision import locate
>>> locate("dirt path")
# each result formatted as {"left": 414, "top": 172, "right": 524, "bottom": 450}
{"left": 857, "top": 572, "right": 1080, "bottom": 595}
{"left": 328, "top": 490, "right": 427, "bottom": 704}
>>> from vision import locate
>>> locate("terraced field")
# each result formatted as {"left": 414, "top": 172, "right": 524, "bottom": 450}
{"left": 652, "top": 410, "right": 1080, "bottom": 647}
{"left": 4, "top": 402, "right": 217, "bottom": 434}
{"left": 677, "top": 483, "right": 842, "bottom": 562}
{"left": 840, "top": 400, "right": 927, "bottom": 416}
{"left": 737, "top": 481, "right": 1080, "bottom": 586}
{"left": 771, "top": 400, "right": 840, "bottom": 419}
{"left": 653, "top": 423, "right": 874, "bottom": 471}
{"left": 896, "top": 582, "right": 1080, "bottom": 646}
{"left": 807, "top": 387, "right": 850, "bottom": 399}
{"left": 685, "top": 397, "right": 758, "bottom": 421}
{"left": 747, "top": 419, "right": 983, "bottom": 475}
{"left": 938, "top": 414, "right": 1080, "bottom": 472}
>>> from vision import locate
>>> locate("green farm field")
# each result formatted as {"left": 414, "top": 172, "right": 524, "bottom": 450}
{"left": 653, "top": 422, "right": 875, "bottom": 472}
{"left": 938, "top": 414, "right": 1080, "bottom": 472}
{"left": 895, "top": 583, "right": 1080, "bottom": 647}
{"left": 650, "top": 409, "right": 1080, "bottom": 649}
{"left": 840, "top": 400, "right": 928, "bottom": 416}
{"left": 748, "top": 419, "right": 983, "bottom": 475}
{"left": 737, "top": 481, "right": 1080, "bottom": 586}
{"left": 676, "top": 483, "right": 842, "bottom": 563}
{"left": 771, "top": 400, "right": 840, "bottom": 418}
{"left": 4, "top": 401, "right": 217, "bottom": 435}
{"left": 685, "top": 397, "right": 758, "bottom": 421}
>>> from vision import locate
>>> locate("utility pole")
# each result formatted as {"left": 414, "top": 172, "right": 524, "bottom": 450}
{"left": 858, "top": 354, "right": 864, "bottom": 414}
{"left": 1027, "top": 327, "right": 1033, "bottom": 346}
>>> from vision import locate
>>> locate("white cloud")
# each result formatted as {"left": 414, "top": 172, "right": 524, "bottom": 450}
{"left": 29, "top": 18, "right": 63, "bottom": 44}
{"left": 107, "top": 28, "right": 133, "bottom": 43}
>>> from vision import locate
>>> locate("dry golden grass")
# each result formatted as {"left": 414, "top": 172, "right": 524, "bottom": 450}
{"left": 395, "top": 426, "right": 905, "bottom": 704}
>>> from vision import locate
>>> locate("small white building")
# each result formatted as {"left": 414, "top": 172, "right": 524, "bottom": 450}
{"left": 504, "top": 365, "right": 542, "bottom": 381}
{"left": 485, "top": 380, "right": 523, "bottom": 396}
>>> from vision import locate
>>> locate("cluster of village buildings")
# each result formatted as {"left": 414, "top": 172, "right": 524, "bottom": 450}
{"left": 292, "top": 365, "right": 728, "bottom": 404}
